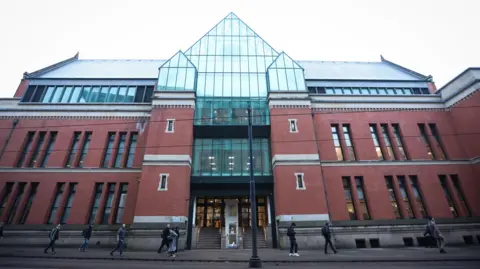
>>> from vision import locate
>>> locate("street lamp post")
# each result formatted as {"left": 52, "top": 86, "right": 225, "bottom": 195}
{"left": 247, "top": 104, "right": 262, "bottom": 268}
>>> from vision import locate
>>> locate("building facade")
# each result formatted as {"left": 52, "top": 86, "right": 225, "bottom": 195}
{"left": 1, "top": 13, "right": 479, "bottom": 250}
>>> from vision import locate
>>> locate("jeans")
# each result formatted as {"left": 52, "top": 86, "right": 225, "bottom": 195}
{"left": 436, "top": 237, "right": 446, "bottom": 251}
{"left": 44, "top": 240, "right": 56, "bottom": 253}
{"left": 80, "top": 238, "right": 89, "bottom": 250}
{"left": 324, "top": 236, "right": 336, "bottom": 253}
{"left": 111, "top": 240, "right": 124, "bottom": 255}
{"left": 289, "top": 239, "right": 298, "bottom": 253}
{"left": 158, "top": 238, "right": 170, "bottom": 252}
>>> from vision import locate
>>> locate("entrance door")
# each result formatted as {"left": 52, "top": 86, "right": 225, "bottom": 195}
{"left": 240, "top": 205, "right": 251, "bottom": 227}
{"left": 205, "top": 205, "right": 222, "bottom": 228}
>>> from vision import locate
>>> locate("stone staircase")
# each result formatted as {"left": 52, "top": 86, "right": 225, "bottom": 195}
{"left": 243, "top": 227, "right": 268, "bottom": 249}
{"left": 197, "top": 227, "right": 221, "bottom": 249}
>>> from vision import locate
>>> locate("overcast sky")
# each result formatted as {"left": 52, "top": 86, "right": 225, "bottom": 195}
{"left": 0, "top": 0, "right": 478, "bottom": 97}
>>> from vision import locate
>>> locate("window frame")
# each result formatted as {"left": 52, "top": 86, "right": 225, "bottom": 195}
{"left": 295, "top": 173, "right": 306, "bottom": 190}
{"left": 289, "top": 119, "right": 298, "bottom": 133}
{"left": 165, "top": 119, "right": 175, "bottom": 133}
{"left": 158, "top": 174, "right": 169, "bottom": 191}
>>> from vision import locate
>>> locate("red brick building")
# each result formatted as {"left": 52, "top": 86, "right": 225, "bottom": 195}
{"left": 0, "top": 13, "right": 479, "bottom": 249}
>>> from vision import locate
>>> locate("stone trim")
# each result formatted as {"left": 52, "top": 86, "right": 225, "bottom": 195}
{"left": 0, "top": 168, "right": 142, "bottom": 173}
{"left": 152, "top": 104, "right": 195, "bottom": 108}
{"left": 272, "top": 154, "right": 319, "bottom": 168}
{"left": 276, "top": 214, "right": 329, "bottom": 222}
{"left": 313, "top": 107, "right": 446, "bottom": 112}
{"left": 445, "top": 82, "right": 480, "bottom": 108}
{"left": 143, "top": 154, "right": 191, "bottom": 167}
{"left": 133, "top": 216, "right": 188, "bottom": 223}
{"left": 321, "top": 159, "right": 473, "bottom": 167}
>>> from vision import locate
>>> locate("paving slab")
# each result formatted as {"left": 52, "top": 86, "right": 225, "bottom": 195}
{"left": 0, "top": 246, "right": 479, "bottom": 263}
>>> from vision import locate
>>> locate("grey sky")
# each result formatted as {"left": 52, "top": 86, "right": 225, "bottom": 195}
{"left": 0, "top": 0, "right": 478, "bottom": 97}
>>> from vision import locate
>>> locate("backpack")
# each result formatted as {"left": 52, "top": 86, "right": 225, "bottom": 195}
{"left": 286, "top": 227, "right": 294, "bottom": 237}
{"left": 321, "top": 226, "right": 328, "bottom": 236}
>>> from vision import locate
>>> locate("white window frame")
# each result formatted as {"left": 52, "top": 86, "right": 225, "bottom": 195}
{"left": 158, "top": 173, "right": 169, "bottom": 191}
{"left": 289, "top": 119, "right": 298, "bottom": 133}
{"left": 165, "top": 119, "right": 175, "bottom": 133}
{"left": 295, "top": 173, "right": 306, "bottom": 190}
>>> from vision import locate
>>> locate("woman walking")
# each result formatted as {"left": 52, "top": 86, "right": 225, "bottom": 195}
{"left": 167, "top": 228, "right": 178, "bottom": 257}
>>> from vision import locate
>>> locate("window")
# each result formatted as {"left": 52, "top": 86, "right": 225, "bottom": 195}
{"left": 41, "top": 132, "right": 57, "bottom": 167}
{"left": 397, "top": 176, "right": 414, "bottom": 218}
{"left": 88, "top": 183, "right": 104, "bottom": 224}
{"left": 60, "top": 183, "right": 77, "bottom": 224}
{"left": 113, "top": 133, "right": 127, "bottom": 168}
{"left": 166, "top": 119, "right": 175, "bottom": 133}
{"left": 331, "top": 125, "right": 344, "bottom": 161}
{"left": 369, "top": 125, "right": 384, "bottom": 160}
{"left": 47, "top": 183, "right": 65, "bottom": 224}
{"left": 101, "top": 183, "right": 116, "bottom": 224}
{"left": 78, "top": 132, "right": 92, "bottom": 168}
{"left": 409, "top": 176, "right": 427, "bottom": 218}
{"left": 343, "top": 125, "right": 356, "bottom": 160}
{"left": 342, "top": 177, "right": 357, "bottom": 220}
{"left": 158, "top": 174, "right": 168, "bottom": 191}
{"left": 21, "top": 85, "right": 154, "bottom": 103}
{"left": 295, "top": 173, "right": 306, "bottom": 190}
{"left": 102, "top": 132, "right": 116, "bottom": 167}
{"left": 16, "top": 132, "right": 35, "bottom": 167}
{"left": 391, "top": 124, "right": 408, "bottom": 160}
{"left": 418, "top": 124, "right": 435, "bottom": 160}
{"left": 380, "top": 124, "right": 395, "bottom": 160}
{"left": 450, "top": 175, "right": 471, "bottom": 217}
{"left": 306, "top": 86, "right": 430, "bottom": 96}
{"left": 429, "top": 124, "right": 447, "bottom": 160}
{"left": 7, "top": 183, "right": 26, "bottom": 224}
{"left": 114, "top": 184, "right": 128, "bottom": 224}
{"left": 439, "top": 175, "right": 458, "bottom": 217}
{"left": 289, "top": 119, "right": 298, "bottom": 133}
{"left": 0, "top": 183, "right": 14, "bottom": 217}
{"left": 125, "top": 133, "right": 138, "bottom": 168}
{"left": 355, "top": 177, "right": 370, "bottom": 220}
{"left": 65, "top": 132, "right": 81, "bottom": 168}
{"left": 20, "top": 183, "right": 39, "bottom": 224}
{"left": 385, "top": 176, "right": 401, "bottom": 219}
{"left": 27, "top": 132, "right": 46, "bottom": 167}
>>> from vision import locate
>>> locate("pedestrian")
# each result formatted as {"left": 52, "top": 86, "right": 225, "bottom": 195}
{"left": 287, "top": 222, "right": 299, "bottom": 256}
{"left": 167, "top": 227, "right": 178, "bottom": 257}
{"left": 110, "top": 224, "right": 126, "bottom": 257}
{"left": 425, "top": 217, "right": 447, "bottom": 253}
{"left": 174, "top": 227, "right": 180, "bottom": 254}
{"left": 0, "top": 222, "right": 4, "bottom": 239}
{"left": 322, "top": 222, "right": 337, "bottom": 254}
{"left": 44, "top": 224, "right": 61, "bottom": 254}
{"left": 79, "top": 224, "right": 93, "bottom": 252}
{"left": 157, "top": 224, "right": 171, "bottom": 253}
{"left": 423, "top": 222, "right": 434, "bottom": 248}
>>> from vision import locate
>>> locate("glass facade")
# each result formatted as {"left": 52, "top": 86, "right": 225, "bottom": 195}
{"left": 195, "top": 97, "right": 269, "bottom": 126}
{"left": 192, "top": 138, "right": 271, "bottom": 176}
{"left": 158, "top": 52, "right": 196, "bottom": 91}
{"left": 308, "top": 87, "right": 430, "bottom": 95}
{"left": 267, "top": 53, "right": 306, "bottom": 92}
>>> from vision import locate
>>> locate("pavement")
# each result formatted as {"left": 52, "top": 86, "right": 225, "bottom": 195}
{"left": 0, "top": 246, "right": 480, "bottom": 263}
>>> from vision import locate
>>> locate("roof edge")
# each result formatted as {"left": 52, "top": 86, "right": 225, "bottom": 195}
{"left": 24, "top": 52, "right": 80, "bottom": 79}
{"left": 380, "top": 55, "right": 431, "bottom": 81}
{"left": 437, "top": 67, "right": 480, "bottom": 92}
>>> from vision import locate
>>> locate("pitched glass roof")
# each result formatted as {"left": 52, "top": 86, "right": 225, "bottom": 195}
{"left": 268, "top": 52, "right": 306, "bottom": 91}
{"left": 157, "top": 51, "right": 196, "bottom": 91}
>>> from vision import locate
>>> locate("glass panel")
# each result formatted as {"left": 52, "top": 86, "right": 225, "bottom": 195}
{"left": 60, "top": 86, "right": 73, "bottom": 103}
{"left": 268, "top": 70, "right": 278, "bottom": 91}
{"left": 51, "top": 86, "right": 64, "bottom": 102}
{"left": 107, "top": 87, "right": 118, "bottom": 102}
{"left": 185, "top": 69, "right": 196, "bottom": 91}
{"left": 166, "top": 68, "right": 178, "bottom": 90}
{"left": 232, "top": 73, "right": 241, "bottom": 97}
{"left": 176, "top": 68, "right": 187, "bottom": 90}
{"left": 117, "top": 87, "right": 128, "bottom": 102}
{"left": 88, "top": 86, "right": 100, "bottom": 102}
{"left": 125, "top": 87, "right": 136, "bottom": 102}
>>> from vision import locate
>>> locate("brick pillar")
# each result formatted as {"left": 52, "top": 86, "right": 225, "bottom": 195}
{"left": 22, "top": 132, "right": 40, "bottom": 167}
{"left": 403, "top": 177, "right": 422, "bottom": 219}
{"left": 392, "top": 176, "right": 408, "bottom": 219}
{"left": 387, "top": 124, "right": 402, "bottom": 161}
{"left": 1, "top": 183, "right": 19, "bottom": 222}
{"left": 34, "top": 132, "right": 51, "bottom": 168}
{"left": 445, "top": 175, "right": 466, "bottom": 217}
{"left": 94, "top": 183, "right": 109, "bottom": 224}
{"left": 108, "top": 183, "right": 122, "bottom": 224}
{"left": 12, "top": 182, "right": 32, "bottom": 224}
{"left": 109, "top": 133, "right": 121, "bottom": 168}
{"left": 54, "top": 183, "right": 71, "bottom": 224}
{"left": 120, "top": 132, "right": 132, "bottom": 168}
{"left": 75, "top": 132, "right": 87, "bottom": 168}
{"left": 337, "top": 124, "right": 351, "bottom": 161}
{"left": 349, "top": 177, "right": 364, "bottom": 220}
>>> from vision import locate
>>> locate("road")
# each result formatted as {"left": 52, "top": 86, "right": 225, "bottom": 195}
{"left": 1, "top": 258, "right": 479, "bottom": 269}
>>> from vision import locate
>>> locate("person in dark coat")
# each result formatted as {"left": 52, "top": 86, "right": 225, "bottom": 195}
{"left": 0, "top": 222, "right": 4, "bottom": 238}
{"left": 425, "top": 217, "right": 447, "bottom": 253}
{"left": 174, "top": 227, "right": 180, "bottom": 254}
{"left": 110, "top": 224, "right": 126, "bottom": 256}
{"left": 44, "top": 224, "right": 61, "bottom": 254}
{"left": 287, "top": 222, "right": 299, "bottom": 256}
{"left": 157, "top": 224, "right": 171, "bottom": 253}
{"left": 79, "top": 224, "right": 93, "bottom": 252}
{"left": 322, "top": 222, "right": 337, "bottom": 254}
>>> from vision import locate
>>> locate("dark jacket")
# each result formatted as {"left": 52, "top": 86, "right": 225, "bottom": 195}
{"left": 161, "top": 227, "right": 170, "bottom": 240}
{"left": 49, "top": 228, "right": 59, "bottom": 241}
{"left": 83, "top": 226, "right": 92, "bottom": 240}
{"left": 174, "top": 228, "right": 180, "bottom": 238}
{"left": 117, "top": 227, "right": 125, "bottom": 241}
{"left": 287, "top": 226, "right": 296, "bottom": 240}
{"left": 0, "top": 225, "right": 4, "bottom": 236}
{"left": 322, "top": 224, "right": 331, "bottom": 237}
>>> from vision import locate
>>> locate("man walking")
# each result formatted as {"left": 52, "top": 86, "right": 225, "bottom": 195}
{"left": 425, "top": 217, "right": 447, "bottom": 253}
{"left": 287, "top": 222, "right": 299, "bottom": 256}
{"left": 157, "top": 224, "right": 171, "bottom": 253}
{"left": 110, "top": 224, "right": 126, "bottom": 257}
{"left": 79, "top": 224, "right": 93, "bottom": 252}
{"left": 44, "top": 224, "right": 61, "bottom": 254}
{"left": 322, "top": 222, "right": 337, "bottom": 254}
